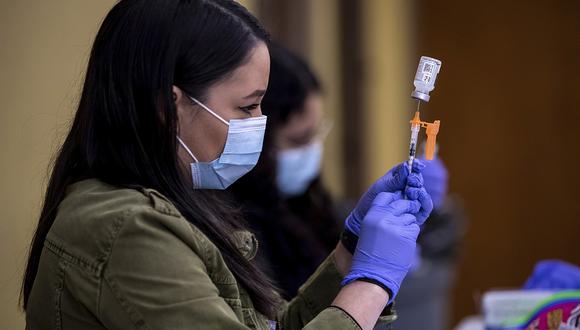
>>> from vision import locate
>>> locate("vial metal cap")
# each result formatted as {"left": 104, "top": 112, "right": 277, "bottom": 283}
{"left": 411, "top": 91, "right": 430, "bottom": 102}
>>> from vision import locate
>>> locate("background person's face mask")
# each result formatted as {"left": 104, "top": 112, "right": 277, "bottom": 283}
{"left": 276, "top": 140, "right": 323, "bottom": 197}
{"left": 177, "top": 96, "right": 267, "bottom": 190}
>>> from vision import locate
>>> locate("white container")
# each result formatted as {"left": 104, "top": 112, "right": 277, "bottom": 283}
{"left": 411, "top": 56, "right": 442, "bottom": 102}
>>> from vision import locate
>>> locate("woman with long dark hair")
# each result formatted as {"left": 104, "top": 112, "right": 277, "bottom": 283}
{"left": 22, "top": 1, "right": 432, "bottom": 329}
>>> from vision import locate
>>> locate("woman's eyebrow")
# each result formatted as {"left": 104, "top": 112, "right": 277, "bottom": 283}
{"left": 244, "top": 89, "right": 266, "bottom": 99}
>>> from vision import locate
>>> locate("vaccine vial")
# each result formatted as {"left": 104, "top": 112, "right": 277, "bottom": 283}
{"left": 411, "top": 56, "right": 442, "bottom": 102}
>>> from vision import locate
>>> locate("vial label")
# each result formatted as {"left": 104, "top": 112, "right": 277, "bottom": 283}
{"left": 423, "top": 62, "right": 434, "bottom": 74}
{"left": 422, "top": 62, "right": 434, "bottom": 83}
{"left": 416, "top": 60, "right": 437, "bottom": 86}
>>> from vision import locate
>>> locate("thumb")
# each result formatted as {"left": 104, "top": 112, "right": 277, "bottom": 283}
{"left": 380, "top": 162, "right": 410, "bottom": 192}
{"left": 389, "top": 199, "right": 421, "bottom": 216}
{"left": 372, "top": 191, "right": 402, "bottom": 207}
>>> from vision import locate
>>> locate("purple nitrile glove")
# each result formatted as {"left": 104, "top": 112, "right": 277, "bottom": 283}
{"left": 418, "top": 156, "right": 449, "bottom": 209}
{"left": 344, "top": 160, "right": 426, "bottom": 237}
{"left": 342, "top": 192, "right": 422, "bottom": 302}
{"left": 524, "top": 260, "right": 580, "bottom": 290}
{"left": 405, "top": 172, "right": 434, "bottom": 226}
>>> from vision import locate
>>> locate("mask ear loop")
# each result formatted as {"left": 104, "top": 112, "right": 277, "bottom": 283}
{"left": 177, "top": 96, "right": 229, "bottom": 163}
{"left": 189, "top": 96, "right": 230, "bottom": 126}
{"left": 177, "top": 136, "right": 199, "bottom": 163}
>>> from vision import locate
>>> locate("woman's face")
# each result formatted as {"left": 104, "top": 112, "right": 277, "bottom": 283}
{"left": 174, "top": 42, "right": 270, "bottom": 166}
{"left": 275, "top": 92, "right": 324, "bottom": 151}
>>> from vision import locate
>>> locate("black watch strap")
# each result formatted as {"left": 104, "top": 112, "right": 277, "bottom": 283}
{"left": 340, "top": 229, "right": 358, "bottom": 255}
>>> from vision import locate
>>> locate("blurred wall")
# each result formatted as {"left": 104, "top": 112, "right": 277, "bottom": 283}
{"left": 414, "top": 0, "right": 580, "bottom": 324}
{"left": 359, "top": 0, "right": 414, "bottom": 189}
{"left": 0, "top": 1, "right": 116, "bottom": 328}
{"left": 306, "top": 0, "right": 346, "bottom": 199}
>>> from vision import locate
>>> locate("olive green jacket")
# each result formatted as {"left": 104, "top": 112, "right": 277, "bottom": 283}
{"left": 26, "top": 179, "right": 395, "bottom": 329}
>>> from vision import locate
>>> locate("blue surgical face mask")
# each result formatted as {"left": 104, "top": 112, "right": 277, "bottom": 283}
{"left": 177, "top": 96, "right": 267, "bottom": 190}
{"left": 276, "top": 141, "right": 323, "bottom": 197}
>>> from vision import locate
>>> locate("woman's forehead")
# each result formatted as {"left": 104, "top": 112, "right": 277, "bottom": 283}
{"left": 211, "top": 42, "right": 270, "bottom": 99}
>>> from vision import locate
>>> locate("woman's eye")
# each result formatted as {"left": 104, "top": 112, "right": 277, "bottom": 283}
{"left": 238, "top": 104, "right": 259, "bottom": 113}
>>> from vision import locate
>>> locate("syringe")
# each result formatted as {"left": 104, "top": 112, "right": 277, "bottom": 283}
{"left": 407, "top": 56, "right": 442, "bottom": 172}
{"left": 407, "top": 101, "right": 422, "bottom": 172}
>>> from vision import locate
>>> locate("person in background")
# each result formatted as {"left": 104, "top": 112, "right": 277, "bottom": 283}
{"left": 228, "top": 43, "right": 341, "bottom": 299}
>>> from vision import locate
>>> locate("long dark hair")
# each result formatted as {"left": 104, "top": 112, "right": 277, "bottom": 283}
{"left": 228, "top": 43, "right": 341, "bottom": 298}
{"left": 22, "top": 0, "right": 280, "bottom": 317}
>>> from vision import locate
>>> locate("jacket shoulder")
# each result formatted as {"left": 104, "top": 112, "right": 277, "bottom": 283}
{"left": 46, "top": 179, "right": 201, "bottom": 275}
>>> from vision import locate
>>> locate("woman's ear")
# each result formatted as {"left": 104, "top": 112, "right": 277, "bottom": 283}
{"left": 172, "top": 85, "right": 185, "bottom": 108}
{"left": 173, "top": 85, "right": 191, "bottom": 127}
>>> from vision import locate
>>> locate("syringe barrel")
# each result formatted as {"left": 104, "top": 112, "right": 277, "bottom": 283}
{"left": 407, "top": 124, "right": 420, "bottom": 170}
{"left": 411, "top": 56, "right": 442, "bottom": 102}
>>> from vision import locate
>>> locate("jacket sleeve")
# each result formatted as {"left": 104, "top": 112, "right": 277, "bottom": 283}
{"left": 277, "top": 252, "right": 397, "bottom": 330}
{"left": 276, "top": 252, "right": 360, "bottom": 330}
{"left": 97, "top": 207, "right": 251, "bottom": 330}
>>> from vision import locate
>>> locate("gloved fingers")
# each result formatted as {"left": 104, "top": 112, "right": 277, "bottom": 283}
{"left": 406, "top": 172, "right": 424, "bottom": 188}
{"left": 403, "top": 222, "right": 421, "bottom": 240}
{"left": 394, "top": 213, "right": 418, "bottom": 226}
{"left": 411, "top": 159, "right": 426, "bottom": 173}
{"left": 393, "top": 190, "right": 404, "bottom": 200}
{"left": 370, "top": 160, "right": 424, "bottom": 200}
{"left": 388, "top": 199, "right": 421, "bottom": 216}
{"left": 387, "top": 159, "right": 425, "bottom": 189}
{"left": 405, "top": 186, "right": 433, "bottom": 225}
{"left": 406, "top": 186, "right": 428, "bottom": 201}
{"left": 372, "top": 191, "right": 403, "bottom": 207}
{"left": 378, "top": 162, "right": 410, "bottom": 192}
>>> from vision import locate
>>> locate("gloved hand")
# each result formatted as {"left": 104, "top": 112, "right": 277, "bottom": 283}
{"left": 405, "top": 173, "right": 433, "bottom": 226}
{"left": 344, "top": 160, "right": 426, "bottom": 237}
{"left": 419, "top": 156, "right": 449, "bottom": 209}
{"left": 524, "top": 260, "right": 580, "bottom": 290}
{"left": 342, "top": 192, "right": 422, "bottom": 302}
